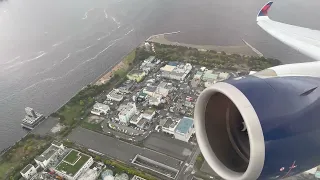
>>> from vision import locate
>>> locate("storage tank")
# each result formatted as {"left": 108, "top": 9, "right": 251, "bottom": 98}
{"left": 101, "top": 169, "right": 114, "bottom": 180}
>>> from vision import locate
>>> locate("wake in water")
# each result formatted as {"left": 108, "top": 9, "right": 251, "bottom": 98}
{"left": 52, "top": 41, "right": 64, "bottom": 47}
{"left": 97, "top": 32, "right": 111, "bottom": 41}
{"left": 5, "top": 52, "right": 47, "bottom": 70}
{"left": 76, "top": 45, "right": 93, "bottom": 53}
{"left": 3, "top": 56, "right": 21, "bottom": 64}
{"left": 82, "top": 8, "right": 95, "bottom": 20}
{"left": 124, "top": 28, "right": 134, "bottom": 36}
{"left": 111, "top": 17, "right": 121, "bottom": 28}
{"left": 104, "top": 9, "right": 108, "bottom": 19}
{"left": 35, "top": 53, "right": 71, "bottom": 76}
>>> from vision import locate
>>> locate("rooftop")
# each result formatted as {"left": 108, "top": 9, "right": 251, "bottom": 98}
{"left": 160, "top": 65, "right": 175, "bottom": 72}
{"left": 107, "top": 89, "right": 124, "bottom": 101}
{"left": 35, "top": 145, "right": 59, "bottom": 162}
{"left": 144, "top": 56, "right": 156, "bottom": 63}
{"left": 93, "top": 103, "right": 110, "bottom": 111}
{"left": 21, "top": 164, "right": 34, "bottom": 174}
{"left": 119, "top": 103, "right": 136, "bottom": 116}
{"left": 55, "top": 150, "right": 91, "bottom": 177}
{"left": 175, "top": 117, "right": 194, "bottom": 134}
{"left": 52, "top": 140, "right": 62, "bottom": 147}
{"left": 144, "top": 86, "right": 157, "bottom": 93}
{"left": 202, "top": 70, "right": 219, "bottom": 80}
{"left": 163, "top": 119, "right": 178, "bottom": 129}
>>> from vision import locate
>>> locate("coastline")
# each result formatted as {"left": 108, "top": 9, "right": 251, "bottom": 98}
{"left": 147, "top": 34, "right": 259, "bottom": 56}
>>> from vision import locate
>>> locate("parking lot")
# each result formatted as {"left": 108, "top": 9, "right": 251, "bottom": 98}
{"left": 144, "top": 132, "right": 194, "bottom": 160}
{"left": 67, "top": 127, "right": 182, "bottom": 170}
{"left": 32, "top": 117, "right": 59, "bottom": 136}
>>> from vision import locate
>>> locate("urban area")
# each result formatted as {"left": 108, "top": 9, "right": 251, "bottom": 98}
{"left": 4, "top": 42, "right": 318, "bottom": 180}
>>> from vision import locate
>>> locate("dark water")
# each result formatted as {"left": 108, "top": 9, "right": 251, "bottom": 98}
{"left": 0, "top": 0, "right": 319, "bottom": 151}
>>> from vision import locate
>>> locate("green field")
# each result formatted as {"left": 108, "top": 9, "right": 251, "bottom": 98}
{"left": 56, "top": 152, "right": 90, "bottom": 176}
{"left": 63, "top": 150, "right": 79, "bottom": 164}
{"left": 81, "top": 121, "right": 103, "bottom": 132}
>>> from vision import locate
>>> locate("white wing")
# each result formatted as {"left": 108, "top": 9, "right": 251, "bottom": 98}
{"left": 257, "top": 1, "right": 320, "bottom": 61}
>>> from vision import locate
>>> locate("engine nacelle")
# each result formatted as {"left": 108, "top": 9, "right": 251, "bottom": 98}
{"left": 195, "top": 75, "right": 320, "bottom": 180}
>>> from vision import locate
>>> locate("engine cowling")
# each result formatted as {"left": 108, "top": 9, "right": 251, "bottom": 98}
{"left": 194, "top": 75, "right": 320, "bottom": 180}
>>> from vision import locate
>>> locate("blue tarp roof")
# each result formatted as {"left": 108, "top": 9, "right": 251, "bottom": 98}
{"left": 175, "top": 117, "right": 193, "bottom": 134}
{"left": 167, "top": 61, "right": 179, "bottom": 66}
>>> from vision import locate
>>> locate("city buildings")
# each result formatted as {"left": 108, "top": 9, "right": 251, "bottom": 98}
{"left": 20, "top": 164, "right": 37, "bottom": 180}
{"left": 162, "top": 119, "right": 179, "bottom": 135}
{"left": 218, "top": 72, "right": 230, "bottom": 80}
{"left": 160, "top": 62, "right": 192, "bottom": 81}
{"left": 141, "top": 109, "right": 156, "bottom": 121}
{"left": 54, "top": 149, "right": 94, "bottom": 180}
{"left": 174, "top": 117, "right": 194, "bottom": 142}
{"left": 202, "top": 70, "right": 218, "bottom": 82}
{"left": 91, "top": 103, "right": 110, "bottom": 116}
{"left": 127, "top": 70, "right": 146, "bottom": 82}
{"left": 34, "top": 141, "right": 65, "bottom": 168}
{"left": 118, "top": 103, "right": 137, "bottom": 124}
{"left": 107, "top": 89, "right": 124, "bottom": 102}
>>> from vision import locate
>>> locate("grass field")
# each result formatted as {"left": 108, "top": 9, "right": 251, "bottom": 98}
{"left": 59, "top": 104, "right": 83, "bottom": 125}
{"left": 64, "top": 150, "right": 79, "bottom": 164}
{"left": 81, "top": 121, "right": 103, "bottom": 133}
{"left": 56, "top": 152, "right": 90, "bottom": 176}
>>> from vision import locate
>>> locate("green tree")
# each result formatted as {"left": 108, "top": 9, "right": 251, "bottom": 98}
{"left": 79, "top": 100, "right": 85, "bottom": 106}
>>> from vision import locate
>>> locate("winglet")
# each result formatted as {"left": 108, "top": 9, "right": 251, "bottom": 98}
{"left": 257, "top": 1, "right": 273, "bottom": 19}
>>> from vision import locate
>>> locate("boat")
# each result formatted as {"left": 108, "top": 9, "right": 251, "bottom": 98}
{"left": 21, "top": 107, "right": 45, "bottom": 130}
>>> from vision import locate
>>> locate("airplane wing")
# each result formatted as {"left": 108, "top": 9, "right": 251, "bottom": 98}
{"left": 257, "top": 1, "right": 320, "bottom": 61}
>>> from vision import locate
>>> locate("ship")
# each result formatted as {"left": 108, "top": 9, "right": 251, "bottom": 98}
{"left": 21, "top": 107, "right": 45, "bottom": 130}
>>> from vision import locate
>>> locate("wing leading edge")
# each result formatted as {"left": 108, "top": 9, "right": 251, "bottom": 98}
{"left": 257, "top": 1, "right": 320, "bottom": 61}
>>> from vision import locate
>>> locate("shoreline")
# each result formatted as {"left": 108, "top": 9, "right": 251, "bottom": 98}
{"left": 147, "top": 34, "right": 259, "bottom": 56}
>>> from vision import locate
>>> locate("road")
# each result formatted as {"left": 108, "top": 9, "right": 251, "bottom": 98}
{"left": 176, "top": 145, "right": 200, "bottom": 180}
{"left": 67, "top": 127, "right": 182, "bottom": 177}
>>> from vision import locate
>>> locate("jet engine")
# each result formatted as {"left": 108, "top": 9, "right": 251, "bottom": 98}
{"left": 194, "top": 70, "right": 320, "bottom": 179}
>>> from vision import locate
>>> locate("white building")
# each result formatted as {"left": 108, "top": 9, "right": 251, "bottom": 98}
{"left": 107, "top": 89, "right": 124, "bottom": 102}
{"left": 91, "top": 103, "right": 110, "bottom": 116}
{"left": 54, "top": 149, "right": 94, "bottom": 180}
{"left": 160, "top": 62, "right": 192, "bottom": 81}
{"left": 118, "top": 103, "right": 137, "bottom": 124}
{"left": 34, "top": 141, "right": 65, "bottom": 169}
{"left": 156, "top": 82, "right": 173, "bottom": 97}
{"left": 20, "top": 164, "right": 37, "bottom": 180}
{"left": 174, "top": 117, "right": 195, "bottom": 142}
{"left": 142, "top": 109, "right": 156, "bottom": 121}
{"left": 218, "top": 72, "right": 230, "bottom": 80}
{"left": 162, "top": 119, "right": 179, "bottom": 135}
{"left": 148, "top": 96, "right": 162, "bottom": 106}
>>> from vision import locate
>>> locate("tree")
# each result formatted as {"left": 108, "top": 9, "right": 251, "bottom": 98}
{"left": 79, "top": 100, "right": 85, "bottom": 106}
